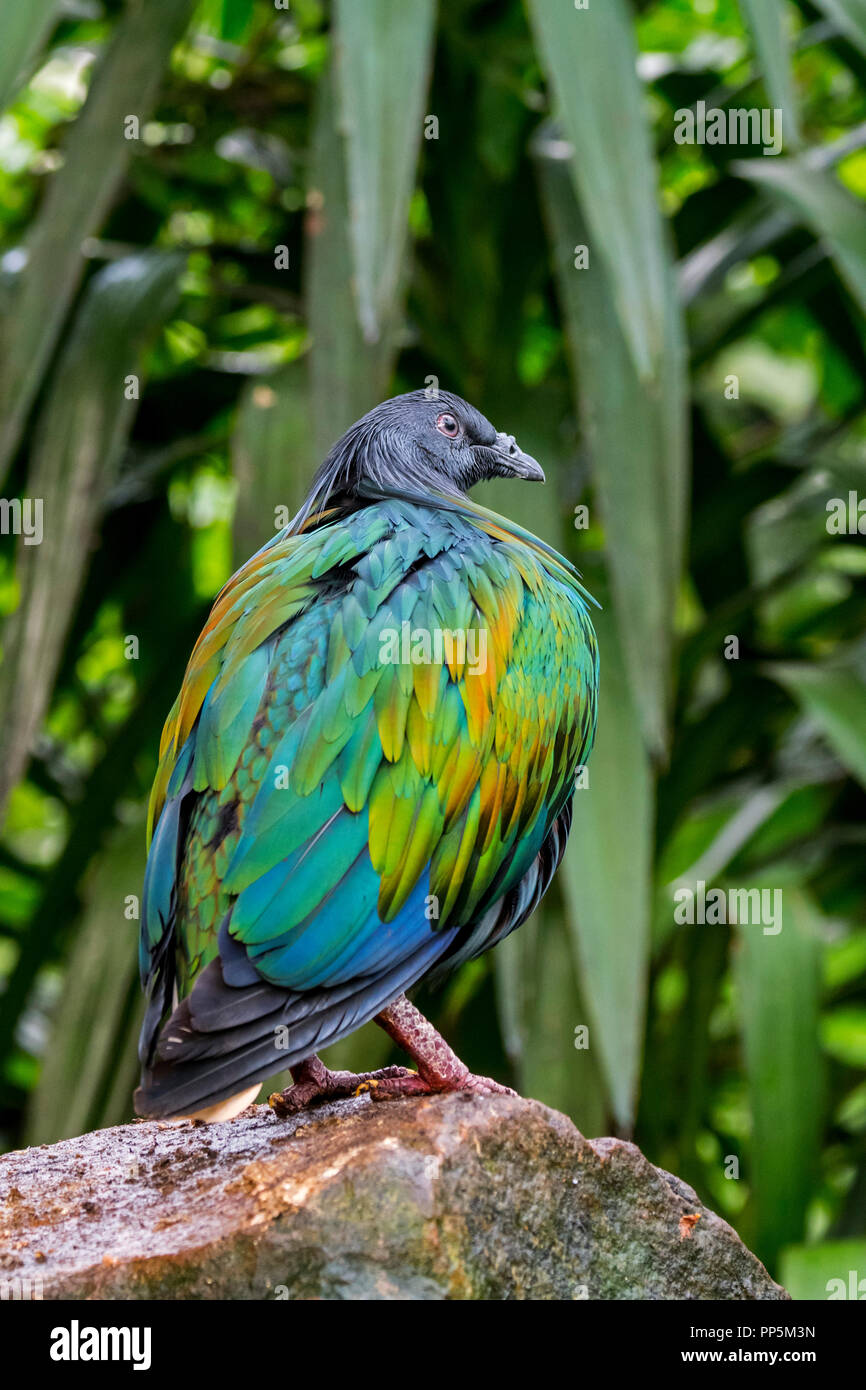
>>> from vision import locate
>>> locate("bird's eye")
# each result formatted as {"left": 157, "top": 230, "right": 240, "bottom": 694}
{"left": 436, "top": 412, "right": 460, "bottom": 438}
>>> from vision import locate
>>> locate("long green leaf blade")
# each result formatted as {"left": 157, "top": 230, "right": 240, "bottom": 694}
{"left": 495, "top": 908, "right": 607, "bottom": 1137}
{"left": 735, "top": 883, "right": 824, "bottom": 1267}
{"left": 734, "top": 157, "right": 866, "bottom": 315}
{"left": 812, "top": 0, "right": 866, "bottom": 54}
{"left": 0, "top": 0, "right": 57, "bottom": 113}
{"left": 739, "top": 0, "right": 801, "bottom": 148}
{"left": 0, "top": 251, "right": 183, "bottom": 818}
{"left": 527, "top": 0, "right": 669, "bottom": 382}
{"left": 537, "top": 136, "right": 687, "bottom": 758}
{"left": 559, "top": 596, "right": 655, "bottom": 1132}
{"left": 0, "top": 0, "right": 195, "bottom": 486}
{"left": 333, "top": 0, "right": 435, "bottom": 343}
{"left": 232, "top": 364, "right": 315, "bottom": 564}
{"left": 770, "top": 660, "right": 866, "bottom": 791}
{"left": 306, "top": 71, "right": 400, "bottom": 458}
{"left": 25, "top": 819, "right": 145, "bottom": 1144}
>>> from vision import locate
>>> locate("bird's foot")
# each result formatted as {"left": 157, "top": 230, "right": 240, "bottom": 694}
{"left": 268, "top": 1055, "right": 415, "bottom": 1117}
{"left": 368, "top": 993, "right": 517, "bottom": 1101}
{"left": 360, "top": 1070, "right": 517, "bottom": 1102}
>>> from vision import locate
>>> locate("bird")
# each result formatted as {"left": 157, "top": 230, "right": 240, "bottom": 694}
{"left": 135, "top": 390, "right": 599, "bottom": 1122}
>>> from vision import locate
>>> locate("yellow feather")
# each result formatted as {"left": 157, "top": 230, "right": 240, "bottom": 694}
{"left": 437, "top": 787, "right": 481, "bottom": 922}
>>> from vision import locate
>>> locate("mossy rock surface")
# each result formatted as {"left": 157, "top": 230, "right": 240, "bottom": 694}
{"left": 0, "top": 1093, "right": 788, "bottom": 1300}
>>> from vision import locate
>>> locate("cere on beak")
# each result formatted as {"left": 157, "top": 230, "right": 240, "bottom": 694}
{"left": 492, "top": 431, "right": 545, "bottom": 483}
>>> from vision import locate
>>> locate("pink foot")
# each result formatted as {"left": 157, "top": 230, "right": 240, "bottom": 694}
{"left": 363, "top": 1070, "right": 517, "bottom": 1102}
{"left": 268, "top": 1055, "right": 415, "bottom": 1117}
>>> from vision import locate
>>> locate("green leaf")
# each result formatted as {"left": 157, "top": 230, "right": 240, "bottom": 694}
{"left": 25, "top": 818, "right": 145, "bottom": 1145}
{"left": 306, "top": 70, "right": 400, "bottom": 458}
{"left": 527, "top": 0, "right": 670, "bottom": 383}
{"left": 780, "top": 1239, "right": 866, "bottom": 1300}
{"left": 333, "top": 0, "right": 435, "bottom": 344}
{"left": 812, "top": 0, "right": 866, "bottom": 54}
{"left": 559, "top": 592, "right": 655, "bottom": 1132}
{"left": 738, "top": 0, "right": 801, "bottom": 148}
{"left": 0, "top": 0, "right": 57, "bottom": 113}
{"left": 734, "top": 157, "right": 866, "bottom": 316}
{"left": 0, "top": 0, "right": 196, "bottom": 487}
{"left": 206, "top": 0, "right": 255, "bottom": 44}
{"left": 735, "top": 884, "right": 824, "bottom": 1267}
{"left": 231, "top": 364, "right": 316, "bottom": 565}
{"left": 770, "top": 659, "right": 866, "bottom": 791}
{"left": 495, "top": 908, "right": 607, "bottom": 1137}
{"left": 0, "top": 607, "right": 204, "bottom": 1076}
{"left": 536, "top": 138, "right": 687, "bottom": 759}
{"left": 821, "top": 1005, "right": 866, "bottom": 1067}
{"left": 0, "top": 251, "right": 183, "bottom": 818}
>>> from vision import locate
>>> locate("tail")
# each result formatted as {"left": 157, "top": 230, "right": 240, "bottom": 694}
{"left": 135, "top": 928, "right": 457, "bottom": 1119}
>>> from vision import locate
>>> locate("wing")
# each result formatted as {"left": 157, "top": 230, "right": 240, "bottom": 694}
{"left": 137, "top": 497, "right": 597, "bottom": 1115}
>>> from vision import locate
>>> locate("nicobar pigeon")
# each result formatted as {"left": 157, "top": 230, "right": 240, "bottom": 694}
{"left": 135, "top": 391, "right": 599, "bottom": 1121}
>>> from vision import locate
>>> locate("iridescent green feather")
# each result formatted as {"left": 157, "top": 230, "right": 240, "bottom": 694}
{"left": 143, "top": 494, "right": 598, "bottom": 999}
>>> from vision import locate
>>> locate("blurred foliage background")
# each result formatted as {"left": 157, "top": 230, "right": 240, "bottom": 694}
{"left": 0, "top": 0, "right": 865, "bottom": 1297}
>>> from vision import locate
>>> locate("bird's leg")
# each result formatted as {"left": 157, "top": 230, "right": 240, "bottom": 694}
{"left": 267, "top": 995, "right": 516, "bottom": 1116}
{"left": 361, "top": 994, "right": 516, "bottom": 1102}
{"left": 268, "top": 1054, "right": 416, "bottom": 1117}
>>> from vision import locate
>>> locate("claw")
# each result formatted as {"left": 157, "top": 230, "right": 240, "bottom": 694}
{"left": 269, "top": 1060, "right": 419, "bottom": 1117}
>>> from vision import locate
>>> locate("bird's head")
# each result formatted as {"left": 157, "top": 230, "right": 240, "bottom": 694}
{"left": 298, "top": 390, "right": 544, "bottom": 525}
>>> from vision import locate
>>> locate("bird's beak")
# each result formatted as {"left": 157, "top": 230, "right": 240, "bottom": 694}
{"left": 492, "top": 431, "right": 545, "bottom": 483}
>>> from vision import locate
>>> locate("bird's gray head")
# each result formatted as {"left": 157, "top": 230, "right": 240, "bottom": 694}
{"left": 297, "top": 390, "right": 544, "bottom": 526}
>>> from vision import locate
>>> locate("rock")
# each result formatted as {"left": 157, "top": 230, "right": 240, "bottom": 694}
{"left": 0, "top": 1093, "right": 787, "bottom": 1300}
